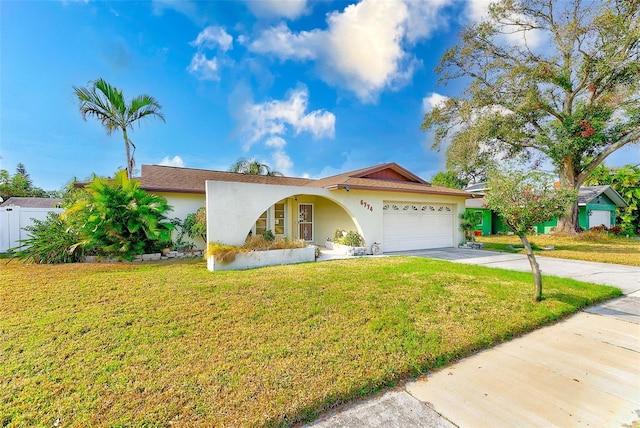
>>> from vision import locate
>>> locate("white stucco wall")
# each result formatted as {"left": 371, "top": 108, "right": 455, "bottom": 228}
{"left": 153, "top": 192, "right": 206, "bottom": 249}
{"left": 205, "top": 180, "right": 466, "bottom": 250}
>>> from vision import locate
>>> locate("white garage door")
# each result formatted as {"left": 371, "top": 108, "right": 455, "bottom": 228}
{"left": 383, "top": 202, "right": 454, "bottom": 252}
{"left": 589, "top": 210, "right": 611, "bottom": 229}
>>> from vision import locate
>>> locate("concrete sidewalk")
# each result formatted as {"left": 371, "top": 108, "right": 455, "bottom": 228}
{"left": 307, "top": 249, "right": 640, "bottom": 427}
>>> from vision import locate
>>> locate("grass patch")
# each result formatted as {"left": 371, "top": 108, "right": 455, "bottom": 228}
{"left": 478, "top": 234, "right": 640, "bottom": 266}
{"left": 0, "top": 257, "right": 620, "bottom": 427}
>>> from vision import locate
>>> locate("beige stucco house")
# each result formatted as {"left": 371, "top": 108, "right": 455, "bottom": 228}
{"left": 138, "top": 163, "right": 470, "bottom": 254}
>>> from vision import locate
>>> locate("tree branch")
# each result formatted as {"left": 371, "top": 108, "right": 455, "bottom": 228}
{"left": 577, "top": 130, "right": 640, "bottom": 184}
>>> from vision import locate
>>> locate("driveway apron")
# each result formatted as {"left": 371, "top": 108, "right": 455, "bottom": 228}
{"left": 308, "top": 248, "right": 640, "bottom": 428}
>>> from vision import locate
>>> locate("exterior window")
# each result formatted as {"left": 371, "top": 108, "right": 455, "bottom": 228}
{"left": 255, "top": 210, "right": 268, "bottom": 236}
{"left": 274, "top": 203, "right": 285, "bottom": 235}
{"left": 475, "top": 211, "right": 483, "bottom": 227}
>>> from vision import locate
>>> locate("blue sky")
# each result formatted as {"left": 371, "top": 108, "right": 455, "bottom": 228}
{"left": 1, "top": 0, "right": 638, "bottom": 192}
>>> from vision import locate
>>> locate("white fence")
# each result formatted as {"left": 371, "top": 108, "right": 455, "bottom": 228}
{"left": 0, "top": 206, "right": 64, "bottom": 252}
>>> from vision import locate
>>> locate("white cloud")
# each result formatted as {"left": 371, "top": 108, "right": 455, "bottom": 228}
{"left": 152, "top": 0, "right": 203, "bottom": 25}
{"left": 247, "top": 23, "right": 319, "bottom": 61}
{"left": 422, "top": 92, "right": 449, "bottom": 113}
{"left": 190, "top": 26, "right": 233, "bottom": 51}
{"left": 239, "top": 86, "right": 335, "bottom": 174}
{"left": 404, "top": 0, "right": 454, "bottom": 43}
{"left": 159, "top": 155, "right": 185, "bottom": 167}
{"left": 314, "top": 150, "right": 370, "bottom": 179}
{"left": 242, "top": 85, "right": 335, "bottom": 148}
{"left": 245, "top": 0, "right": 308, "bottom": 19}
{"left": 271, "top": 150, "right": 293, "bottom": 175}
{"left": 187, "top": 53, "right": 220, "bottom": 81}
{"left": 248, "top": 0, "right": 453, "bottom": 103}
{"left": 265, "top": 136, "right": 287, "bottom": 149}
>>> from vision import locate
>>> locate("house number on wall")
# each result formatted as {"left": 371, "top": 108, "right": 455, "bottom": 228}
{"left": 360, "top": 199, "right": 373, "bottom": 212}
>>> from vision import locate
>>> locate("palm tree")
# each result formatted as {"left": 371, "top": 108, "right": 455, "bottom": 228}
{"left": 229, "top": 158, "right": 283, "bottom": 176}
{"left": 73, "top": 78, "right": 165, "bottom": 179}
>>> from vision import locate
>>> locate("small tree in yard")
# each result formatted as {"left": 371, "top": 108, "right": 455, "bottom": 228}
{"left": 486, "top": 167, "right": 576, "bottom": 302}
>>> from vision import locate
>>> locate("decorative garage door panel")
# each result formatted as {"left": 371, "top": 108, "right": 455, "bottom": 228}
{"left": 383, "top": 203, "right": 454, "bottom": 252}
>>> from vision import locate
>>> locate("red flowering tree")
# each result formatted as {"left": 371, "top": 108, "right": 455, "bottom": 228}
{"left": 422, "top": 0, "right": 640, "bottom": 233}
{"left": 485, "top": 167, "right": 576, "bottom": 301}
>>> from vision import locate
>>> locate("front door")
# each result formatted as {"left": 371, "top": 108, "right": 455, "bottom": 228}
{"left": 298, "top": 203, "right": 314, "bottom": 242}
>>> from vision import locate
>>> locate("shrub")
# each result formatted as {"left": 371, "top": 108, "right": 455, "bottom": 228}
{"left": 621, "top": 223, "right": 637, "bottom": 236}
{"left": 333, "top": 229, "right": 365, "bottom": 247}
{"left": 608, "top": 225, "right": 622, "bottom": 236}
{"left": 340, "top": 231, "right": 365, "bottom": 247}
{"left": 261, "top": 229, "right": 275, "bottom": 242}
{"left": 12, "top": 212, "right": 86, "bottom": 263}
{"left": 459, "top": 211, "right": 482, "bottom": 241}
{"left": 64, "top": 171, "right": 173, "bottom": 260}
{"left": 589, "top": 224, "right": 608, "bottom": 233}
{"left": 183, "top": 207, "right": 206, "bottom": 242}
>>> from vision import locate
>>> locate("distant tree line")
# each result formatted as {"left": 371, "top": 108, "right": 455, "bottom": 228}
{"left": 0, "top": 163, "right": 56, "bottom": 200}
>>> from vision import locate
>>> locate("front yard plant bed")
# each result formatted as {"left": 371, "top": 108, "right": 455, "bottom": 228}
{"left": 0, "top": 257, "right": 620, "bottom": 427}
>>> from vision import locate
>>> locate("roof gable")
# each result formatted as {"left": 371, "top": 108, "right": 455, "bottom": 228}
{"left": 352, "top": 163, "right": 427, "bottom": 184}
{"left": 578, "top": 185, "right": 627, "bottom": 208}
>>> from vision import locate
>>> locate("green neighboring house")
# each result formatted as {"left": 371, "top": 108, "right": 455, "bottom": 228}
{"left": 464, "top": 184, "right": 628, "bottom": 235}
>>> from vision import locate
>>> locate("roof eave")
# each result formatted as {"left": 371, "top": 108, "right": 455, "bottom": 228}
{"left": 325, "top": 183, "right": 469, "bottom": 197}
{"left": 603, "top": 188, "right": 628, "bottom": 208}
{"left": 139, "top": 186, "right": 205, "bottom": 195}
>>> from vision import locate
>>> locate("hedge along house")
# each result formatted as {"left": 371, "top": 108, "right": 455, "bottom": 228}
{"left": 204, "top": 163, "right": 470, "bottom": 252}
{"left": 464, "top": 184, "right": 628, "bottom": 235}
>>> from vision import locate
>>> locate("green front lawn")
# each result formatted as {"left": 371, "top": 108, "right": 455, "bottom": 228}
{"left": 477, "top": 233, "right": 640, "bottom": 266}
{"left": 0, "top": 257, "right": 620, "bottom": 427}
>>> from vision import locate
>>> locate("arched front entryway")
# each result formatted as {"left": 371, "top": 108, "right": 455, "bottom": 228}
{"left": 247, "top": 194, "right": 361, "bottom": 245}
{"left": 205, "top": 181, "right": 364, "bottom": 247}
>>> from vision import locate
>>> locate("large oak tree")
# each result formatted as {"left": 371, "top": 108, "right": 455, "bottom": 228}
{"left": 423, "top": 0, "right": 639, "bottom": 233}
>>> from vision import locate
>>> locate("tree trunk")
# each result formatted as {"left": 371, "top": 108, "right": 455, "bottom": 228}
{"left": 556, "top": 200, "right": 581, "bottom": 234}
{"left": 519, "top": 234, "right": 543, "bottom": 302}
{"left": 556, "top": 159, "right": 582, "bottom": 234}
{"left": 122, "top": 128, "right": 132, "bottom": 180}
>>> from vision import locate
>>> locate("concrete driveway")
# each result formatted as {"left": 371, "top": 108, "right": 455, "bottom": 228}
{"left": 308, "top": 248, "right": 640, "bottom": 427}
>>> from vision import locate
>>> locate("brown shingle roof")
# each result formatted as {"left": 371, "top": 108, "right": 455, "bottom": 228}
{"left": 0, "top": 197, "right": 63, "bottom": 208}
{"left": 137, "top": 163, "right": 471, "bottom": 197}
{"left": 139, "top": 165, "right": 313, "bottom": 193}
